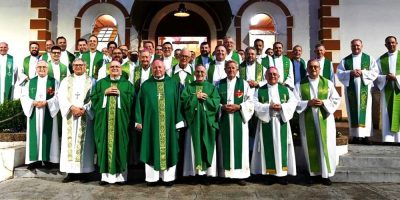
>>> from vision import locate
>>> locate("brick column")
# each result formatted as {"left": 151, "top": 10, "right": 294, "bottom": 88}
{"left": 30, "top": 0, "right": 52, "bottom": 53}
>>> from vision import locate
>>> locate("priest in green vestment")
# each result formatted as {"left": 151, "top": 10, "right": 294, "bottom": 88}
{"left": 81, "top": 35, "right": 104, "bottom": 79}
{"left": 296, "top": 60, "right": 340, "bottom": 186}
{"left": 195, "top": 42, "right": 213, "bottom": 69}
{"left": 47, "top": 46, "right": 70, "bottom": 82}
{"left": 39, "top": 40, "right": 54, "bottom": 62}
{"left": 291, "top": 45, "right": 307, "bottom": 94}
{"left": 217, "top": 60, "right": 254, "bottom": 186}
{"left": 19, "top": 42, "right": 40, "bottom": 84}
{"left": 376, "top": 36, "right": 400, "bottom": 143}
{"left": 135, "top": 60, "right": 184, "bottom": 186}
{"left": 0, "top": 42, "right": 18, "bottom": 104}
{"left": 92, "top": 60, "right": 134, "bottom": 185}
{"left": 98, "top": 48, "right": 133, "bottom": 82}
{"left": 337, "top": 39, "right": 379, "bottom": 144}
{"left": 181, "top": 64, "right": 220, "bottom": 182}
{"left": 20, "top": 60, "right": 60, "bottom": 170}
{"left": 314, "top": 44, "right": 335, "bottom": 83}
{"left": 161, "top": 42, "right": 179, "bottom": 76}
{"left": 251, "top": 66, "right": 298, "bottom": 185}
{"left": 132, "top": 50, "right": 152, "bottom": 93}
{"left": 223, "top": 36, "right": 242, "bottom": 64}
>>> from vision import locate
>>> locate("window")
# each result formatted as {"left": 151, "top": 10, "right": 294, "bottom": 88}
{"left": 249, "top": 14, "right": 276, "bottom": 51}
{"left": 92, "top": 15, "right": 119, "bottom": 50}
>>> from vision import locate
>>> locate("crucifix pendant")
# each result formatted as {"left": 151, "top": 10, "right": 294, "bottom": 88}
{"left": 75, "top": 92, "right": 81, "bottom": 100}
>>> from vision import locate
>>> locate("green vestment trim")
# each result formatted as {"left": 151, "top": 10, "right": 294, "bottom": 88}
{"left": 207, "top": 61, "right": 216, "bottom": 84}
{"left": 322, "top": 58, "right": 332, "bottom": 80}
{"left": 300, "top": 76, "right": 331, "bottom": 173}
{"left": 82, "top": 50, "right": 103, "bottom": 79}
{"left": 218, "top": 78, "right": 244, "bottom": 170}
{"left": 344, "top": 53, "right": 370, "bottom": 127}
{"left": 257, "top": 83, "right": 289, "bottom": 174}
{"left": 23, "top": 56, "right": 31, "bottom": 77}
{"left": 47, "top": 61, "right": 68, "bottom": 82}
{"left": 272, "top": 55, "right": 291, "bottom": 81}
{"left": 380, "top": 51, "right": 400, "bottom": 132}
{"left": 239, "top": 61, "right": 264, "bottom": 82}
{"left": 28, "top": 76, "right": 55, "bottom": 161}
{"left": 4, "top": 55, "right": 14, "bottom": 101}
{"left": 231, "top": 51, "right": 241, "bottom": 64}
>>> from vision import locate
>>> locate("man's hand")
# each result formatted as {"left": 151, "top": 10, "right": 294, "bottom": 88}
{"left": 135, "top": 124, "right": 143, "bottom": 132}
{"left": 221, "top": 104, "right": 241, "bottom": 113}
{"left": 307, "top": 98, "right": 324, "bottom": 107}
{"left": 34, "top": 101, "right": 47, "bottom": 108}
{"left": 71, "top": 106, "right": 85, "bottom": 117}
{"left": 269, "top": 102, "right": 282, "bottom": 111}
{"left": 196, "top": 92, "right": 208, "bottom": 101}
{"left": 248, "top": 80, "right": 259, "bottom": 88}
{"left": 105, "top": 86, "right": 120, "bottom": 96}
{"left": 351, "top": 69, "right": 362, "bottom": 77}
{"left": 386, "top": 73, "right": 397, "bottom": 81}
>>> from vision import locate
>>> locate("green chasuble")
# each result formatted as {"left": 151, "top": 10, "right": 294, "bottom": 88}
{"left": 40, "top": 52, "right": 50, "bottom": 61}
{"left": 91, "top": 76, "right": 134, "bottom": 174}
{"left": 81, "top": 50, "right": 104, "bottom": 79}
{"left": 230, "top": 50, "right": 241, "bottom": 64}
{"left": 380, "top": 51, "right": 400, "bottom": 132}
{"left": 300, "top": 76, "right": 331, "bottom": 173}
{"left": 27, "top": 76, "right": 55, "bottom": 161}
{"left": 133, "top": 66, "right": 151, "bottom": 93}
{"left": 217, "top": 77, "right": 245, "bottom": 170}
{"left": 181, "top": 81, "right": 220, "bottom": 170}
{"left": 291, "top": 58, "right": 307, "bottom": 82}
{"left": 195, "top": 55, "right": 213, "bottom": 66}
{"left": 239, "top": 61, "right": 265, "bottom": 82}
{"left": 47, "top": 61, "right": 68, "bottom": 82}
{"left": 2, "top": 54, "right": 14, "bottom": 102}
{"left": 135, "top": 76, "right": 183, "bottom": 171}
{"left": 257, "top": 83, "right": 289, "bottom": 174}
{"left": 344, "top": 53, "right": 370, "bottom": 127}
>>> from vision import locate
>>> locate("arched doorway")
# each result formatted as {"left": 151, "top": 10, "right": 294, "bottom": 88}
{"left": 93, "top": 14, "right": 119, "bottom": 50}
{"left": 249, "top": 13, "right": 277, "bottom": 53}
{"left": 156, "top": 11, "right": 210, "bottom": 55}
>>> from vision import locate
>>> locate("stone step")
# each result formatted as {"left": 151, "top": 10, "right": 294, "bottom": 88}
{"left": 332, "top": 166, "right": 400, "bottom": 183}
{"left": 13, "top": 166, "right": 65, "bottom": 179}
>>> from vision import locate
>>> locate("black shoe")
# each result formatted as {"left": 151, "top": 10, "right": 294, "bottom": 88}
{"left": 146, "top": 182, "right": 157, "bottom": 187}
{"left": 276, "top": 177, "right": 288, "bottom": 185}
{"left": 321, "top": 178, "right": 332, "bottom": 186}
{"left": 307, "top": 176, "right": 318, "bottom": 185}
{"left": 201, "top": 177, "right": 211, "bottom": 186}
{"left": 99, "top": 181, "right": 109, "bottom": 186}
{"left": 163, "top": 181, "right": 174, "bottom": 187}
{"left": 62, "top": 174, "right": 75, "bottom": 183}
{"left": 116, "top": 181, "right": 126, "bottom": 186}
{"left": 237, "top": 180, "right": 246, "bottom": 186}
{"left": 27, "top": 162, "right": 40, "bottom": 170}
{"left": 362, "top": 137, "right": 372, "bottom": 145}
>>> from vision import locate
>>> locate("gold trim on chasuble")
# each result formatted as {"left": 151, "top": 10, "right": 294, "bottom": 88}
{"left": 66, "top": 75, "right": 92, "bottom": 162}
{"left": 157, "top": 82, "right": 167, "bottom": 170}
{"left": 107, "top": 82, "right": 117, "bottom": 169}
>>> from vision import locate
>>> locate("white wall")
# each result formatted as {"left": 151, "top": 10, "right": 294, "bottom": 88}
{"left": 337, "top": 0, "right": 400, "bottom": 59}
{"left": 0, "top": 0, "right": 31, "bottom": 65}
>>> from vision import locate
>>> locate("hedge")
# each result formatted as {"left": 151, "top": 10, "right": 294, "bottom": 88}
{"left": 0, "top": 100, "right": 26, "bottom": 132}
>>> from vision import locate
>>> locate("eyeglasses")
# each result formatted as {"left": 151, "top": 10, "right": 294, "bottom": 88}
{"left": 180, "top": 55, "right": 190, "bottom": 59}
{"left": 110, "top": 65, "right": 121, "bottom": 68}
{"left": 73, "top": 64, "right": 85, "bottom": 67}
{"left": 36, "top": 66, "right": 47, "bottom": 69}
{"left": 51, "top": 52, "right": 61, "bottom": 55}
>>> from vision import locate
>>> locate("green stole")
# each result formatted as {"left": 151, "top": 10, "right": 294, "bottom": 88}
{"left": 272, "top": 55, "right": 291, "bottom": 81}
{"left": 23, "top": 56, "right": 31, "bottom": 77}
{"left": 28, "top": 76, "right": 55, "bottom": 161}
{"left": 291, "top": 58, "right": 307, "bottom": 82}
{"left": 195, "top": 55, "right": 213, "bottom": 66}
{"left": 218, "top": 77, "right": 244, "bottom": 170}
{"left": 230, "top": 51, "right": 241, "bottom": 64}
{"left": 344, "top": 53, "right": 370, "bottom": 127}
{"left": 106, "top": 62, "right": 131, "bottom": 80}
{"left": 300, "top": 76, "right": 331, "bottom": 173}
{"left": 380, "top": 51, "right": 400, "bottom": 132}
{"left": 41, "top": 52, "right": 49, "bottom": 61}
{"left": 239, "top": 61, "right": 264, "bottom": 82}
{"left": 261, "top": 56, "right": 270, "bottom": 68}
{"left": 82, "top": 51, "right": 103, "bottom": 78}
{"left": 133, "top": 66, "right": 150, "bottom": 93}
{"left": 322, "top": 58, "right": 332, "bottom": 80}
{"left": 3, "top": 55, "right": 14, "bottom": 101}
{"left": 47, "top": 61, "right": 68, "bottom": 81}
{"left": 207, "top": 60, "right": 217, "bottom": 84}
{"left": 172, "top": 65, "right": 194, "bottom": 87}
{"left": 257, "top": 83, "right": 289, "bottom": 174}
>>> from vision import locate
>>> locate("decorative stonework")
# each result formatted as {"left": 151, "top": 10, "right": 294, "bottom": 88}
{"left": 30, "top": 0, "right": 52, "bottom": 53}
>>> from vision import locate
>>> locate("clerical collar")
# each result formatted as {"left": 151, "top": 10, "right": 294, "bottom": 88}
{"left": 110, "top": 76, "right": 121, "bottom": 80}
{"left": 154, "top": 76, "right": 165, "bottom": 80}
{"left": 227, "top": 76, "right": 237, "bottom": 82}
{"left": 352, "top": 53, "right": 362, "bottom": 57}
{"left": 52, "top": 60, "right": 60, "bottom": 65}
{"left": 316, "top": 57, "right": 324, "bottom": 61}
{"left": 215, "top": 60, "right": 225, "bottom": 65}
{"left": 388, "top": 51, "right": 397, "bottom": 56}
{"left": 0, "top": 54, "right": 7, "bottom": 58}
{"left": 90, "top": 50, "right": 96, "bottom": 54}
{"left": 174, "top": 64, "right": 191, "bottom": 74}
{"left": 267, "top": 83, "right": 277, "bottom": 88}
{"left": 164, "top": 55, "right": 172, "bottom": 60}
{"left": 274, "top": 55, "right": 282, "bottom": 58}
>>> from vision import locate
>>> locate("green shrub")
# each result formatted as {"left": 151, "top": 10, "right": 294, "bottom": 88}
{"left": 0, "top": 100, "right": 26, "bottom": 132}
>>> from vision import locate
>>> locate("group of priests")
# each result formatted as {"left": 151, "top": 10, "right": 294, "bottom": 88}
{"left": 0, "top": 34, "right": 398, "bottom": 186}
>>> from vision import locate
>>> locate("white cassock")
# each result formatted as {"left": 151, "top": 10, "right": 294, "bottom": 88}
{"left": 337, "top": 53, "right": 379, "bottom": 138}
{"left": 163, "top": 56, "right": 174, "bottom": 77}
{"left": 20, "top": 75, "right": 60, "bottom": 164}
{"left": 15, "top": 56, "right": 39, "bottom": 99}
{"left": 376, "top": 51, "right": 400, "bottom": 142}
{"left": 60, "top": 51, "right": 71, "bottom": 67}
{"left": 256, "top": 54, "right": 265, "bottom": 64}
{"left": 242, "top": 62, "right": 268, "bottom": 88}
{"left": 217, "top": 77, "right": 254, "bottom": 179}
{"left": 49, "top": 60, "right": 71, "bottom": 82}
{"left": 58, "top": 74, "right": 95, "bottom": 173}
{"left": 210, "top": 60, "right": 227, "bottom": 86}
{"left": 251, "top": 83, "right": 297, "bottom": 177}
{"left": 271, "top": 55, "right": 294, "bottom": 89}
{"left": 296, "top": 77, "right": 341, "bottom": 178}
